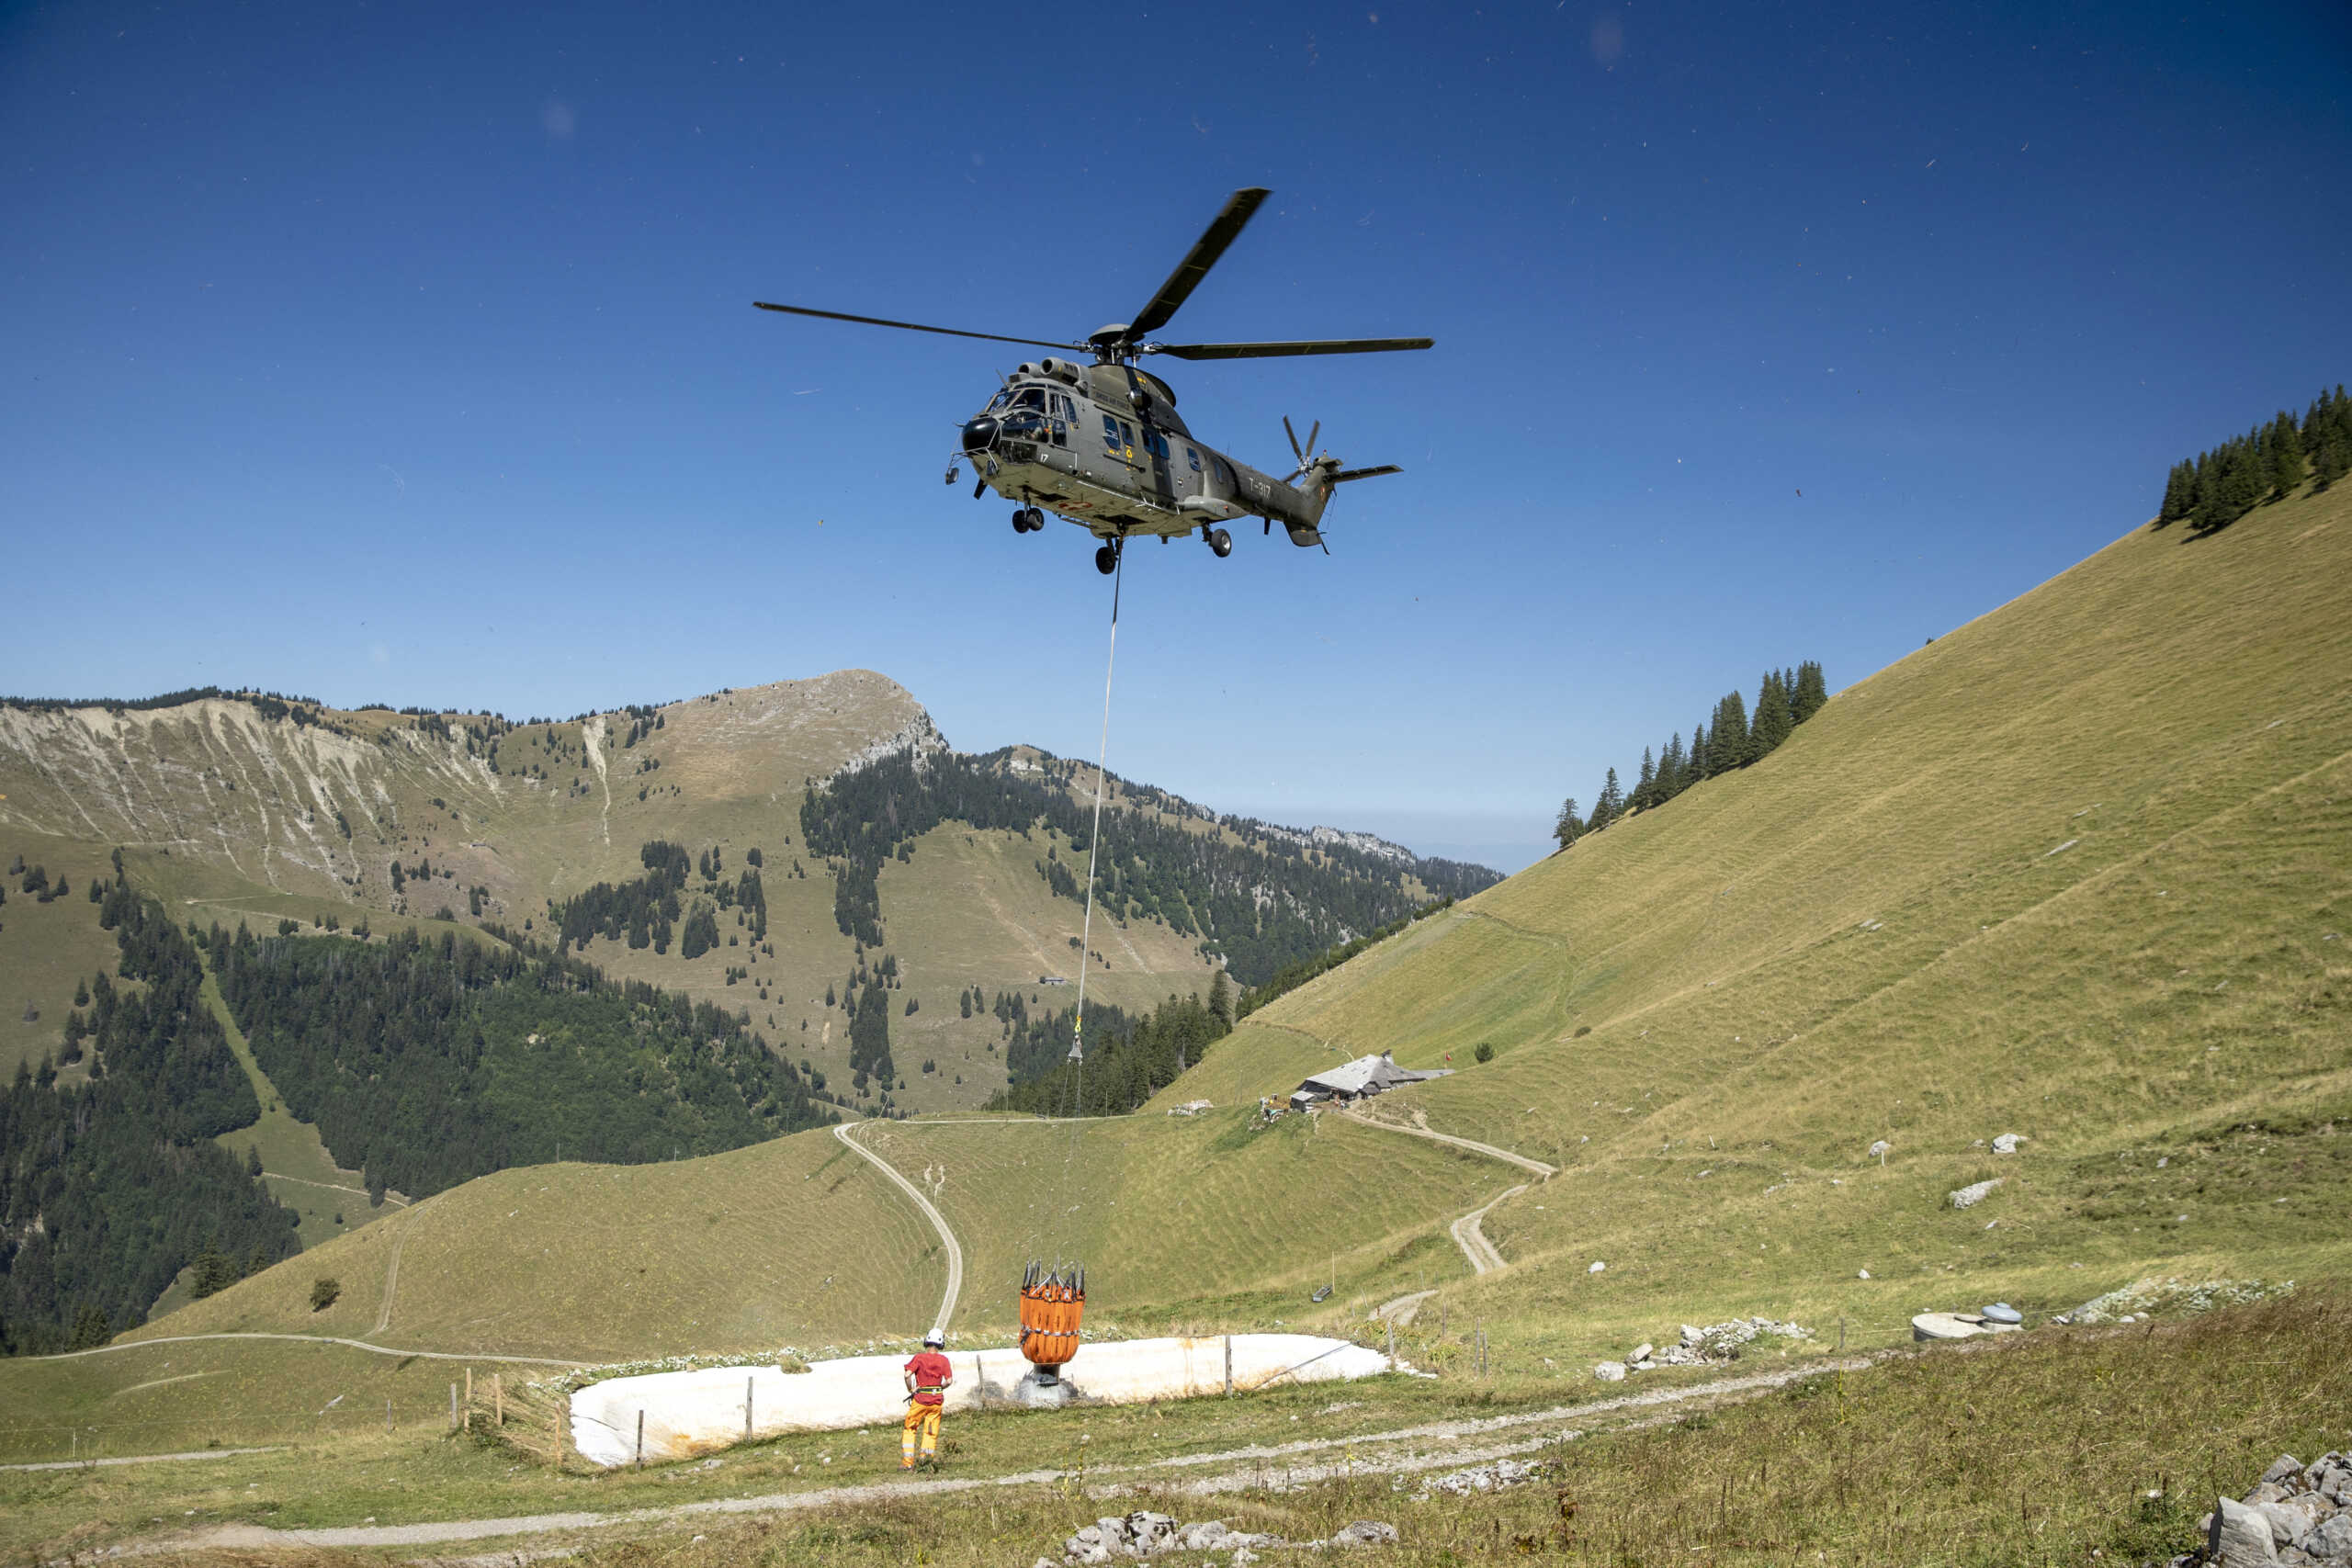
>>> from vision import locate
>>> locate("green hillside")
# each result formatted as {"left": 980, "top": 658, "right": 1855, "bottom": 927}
{"left": 1154, "top": 475, "right": 2352, "bottom": 1341}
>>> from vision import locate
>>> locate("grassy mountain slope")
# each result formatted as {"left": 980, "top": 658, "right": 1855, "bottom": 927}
{"left": 1151, "top": 477, "right": 2351, "bottom": 1348}
{"left": 109, "top": 1103, "right": 1510, "bottom": 1361}
{"left": 114, "top": 1128, "right": 940, "bottom": 1361}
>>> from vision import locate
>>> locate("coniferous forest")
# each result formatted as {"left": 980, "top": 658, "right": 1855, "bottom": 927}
{"left": 0, "top": 876, "right": 300, "bottom": 1355}
{"left": 209, "top": 925, "right": 836, "bottom": 1201}
{"left": 1554, "top": 661, "right": 1827, "bottom": 851}
{"left": 987, "top": 988, "right": 1231, "bottom": 1117}
{"left": 2155, "top": 385, "right": 2350, "bottom": 534}
{"left": 801, "top": 749, "right": 1499, "bottom": 986}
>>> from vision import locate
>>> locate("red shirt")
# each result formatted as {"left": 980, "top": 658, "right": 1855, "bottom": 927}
{"left": 905, "top": 1350, "right": 952, "bottom": 1405}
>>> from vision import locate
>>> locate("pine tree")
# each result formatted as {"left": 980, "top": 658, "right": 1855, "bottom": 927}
{"left": 1592, "top": 768, "right": 1625, "bottom": 829}
{"left": 1553, "top": 797, "right": 1583, "bottom": 850}
{"left": 1689, "top": 721, "right": 1710, "bottom": 781}
{"left": 1792, "top": 660, "right": 1828, "bottom": 724}
{"left": 1751, "top": 670, "right": 1794, "bottom": 758}
{"left": 1711, "top": 691, "right": 1752, "bottom": 772}
{"left": 1633, "top": 747, "right": 1657, "bottom": 810}
{"left": 2267, "top": 411, "right": 2304, "bottom": 500}
{"left": 1208, "top": 968, "right": 1233, "bottom": 1027}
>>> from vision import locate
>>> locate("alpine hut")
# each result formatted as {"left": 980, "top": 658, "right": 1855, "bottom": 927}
{"left": 1288, "top": 1052, "right": 1450, "bottom": 1111}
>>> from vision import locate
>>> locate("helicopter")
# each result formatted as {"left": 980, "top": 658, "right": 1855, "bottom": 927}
{"left": 754, "top": 188, "right": 1431, "bottom": 575}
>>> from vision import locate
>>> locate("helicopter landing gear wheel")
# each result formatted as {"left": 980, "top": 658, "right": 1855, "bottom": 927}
{"left": 1093, "top": 544, "right": 1118, "bottom": 576}
{"left": 1204, "top": 526, "right": 1233, "bottom": 558}
{"left": 1011, "top": 507, "right": 1030, "bottom": 535}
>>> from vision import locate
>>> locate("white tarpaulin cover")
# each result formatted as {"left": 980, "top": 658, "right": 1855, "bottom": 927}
{"left": 570, "top": 1334, "right": 1392, "bottom": 1468}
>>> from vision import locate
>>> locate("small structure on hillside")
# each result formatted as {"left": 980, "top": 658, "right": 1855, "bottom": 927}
{"left": 1288, "top": 1052, "right": 1449, "bottom": 1111}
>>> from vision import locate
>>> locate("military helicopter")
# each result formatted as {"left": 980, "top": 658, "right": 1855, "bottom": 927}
{"left": 754, "top": 188, "right": 1430, "bottom": 575}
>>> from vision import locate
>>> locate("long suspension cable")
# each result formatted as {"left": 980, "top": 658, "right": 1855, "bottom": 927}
{"left": 1059, "top": 546, "right": 1124, "bottom": 1191}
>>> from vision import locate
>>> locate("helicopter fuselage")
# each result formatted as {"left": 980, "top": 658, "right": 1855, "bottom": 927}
{"left": 958, "top": 356, "right": 1333, "bottom": 550}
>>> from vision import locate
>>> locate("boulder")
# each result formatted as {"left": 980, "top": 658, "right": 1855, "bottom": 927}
{"left": 1232, "top": 1550, "right": 1259, "bottom": 1567}
{"left": 2256, "top": 1500, "right": 2316, "bottom": 1548}
{"left": 1630, "top": 1343, "right": 1655, "bottom": 1364}
{"left": 1593, "top": 1361, "right": 1627, "bottom": 1382}
{"left": 1992, "top": 1133, "right": 2025, "bottom": 1154}
{"left": 1680, "top": 1325, "right": 1704, "bottom": 1347}
{"left": 1949, "top": 1179, "right": 2003, "bottom": 1210}
{"left": 2211, "top": 1496, "right": 2284, "bottom": 1566}
{"left": 1331, "top": 1521, "right": 1400, "bottom": 1547}
{"left": 2308, "top": 1513, "right": 2352, "bottom": 1561}
{"left": 1177, "top": 1522, "right": 1231, "bottom": 1550}
{"left": 2269, "top": 1457, "right": 2312, "bottom": 1485}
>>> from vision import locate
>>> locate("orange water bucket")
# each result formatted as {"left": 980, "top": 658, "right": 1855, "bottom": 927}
{"left": 1018, "top": 1261, "right": 1085, "bottom": 1371}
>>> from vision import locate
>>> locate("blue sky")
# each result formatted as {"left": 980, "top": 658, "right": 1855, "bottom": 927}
{"left": 5, "top": 2, "right": 2346, "bottom": 872}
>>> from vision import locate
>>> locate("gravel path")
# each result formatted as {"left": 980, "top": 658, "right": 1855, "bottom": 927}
{"left": 1447, "top": 1185, "right": 1526, "bottom": 1275}
{"left": 834, "top": 1122, "right": 963, "bottom": 1340}
{"left": 1337, "top": 1109, "right": 1557, "bottom": 1178}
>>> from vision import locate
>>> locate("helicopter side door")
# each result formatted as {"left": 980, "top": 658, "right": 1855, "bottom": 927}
{"left": 1138, "top": 425, "right": 1178, "bottom": 514}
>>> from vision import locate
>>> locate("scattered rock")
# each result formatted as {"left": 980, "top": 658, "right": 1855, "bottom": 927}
{"left": 2067, "top": 1276, "right": 2294, "bottom": 1325}
{"left": 2162, "top": 1452, "right": 2352, "bottom": 1567}
{"left": 1619, "top": 1315, "right": 1806, "bottom": 1368}
{"left": 1858, "top": 1269, "right": 1871, "bottom": 1280}
{"left": 1589, "top": 1260, "right": 1606, "bottom": 1273}
{"left": 1331, "top": 1522, "right": 1400, "bottom": 1547}
{"left": 1949, "top": 1178, "right": 2003, "bottom": 1209}
{"left": 1059, "top": 1512, "right": 1300, "bottom": 1560}
{"left": 1593, "top": 1361, "right": 1627, "bottom": 1382}
{"left": 1405, "top": 1459, "right": 1548, "bottom": 1500}
{"left": 1992, "top": 1133, "right": 2025, "bottom": 1155}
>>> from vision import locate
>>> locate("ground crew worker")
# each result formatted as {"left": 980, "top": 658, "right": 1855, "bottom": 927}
{"left": 901, "top": 1333, "right": 952, "bottom": 1470}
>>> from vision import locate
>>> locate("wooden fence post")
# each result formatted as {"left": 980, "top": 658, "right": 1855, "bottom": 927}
{"left": 494, "top": 1373, "right": 503, "bottom": 1427}
{"left": 636, "top": 1408, "right": 645, "bottom": 1469}
{"left": 449, "top": 1382, "right": 458, "bottom": 1430}
{"left": 464, "top": 1367, "right": 473, "bottom": 1429}
{"left": 385, "top": 1398, "right": 392, "bottom": 1435}
{"left": 744, "top": 1375, "right": 754, "bottom": 1441}
{"left": 1224, "top": 1336, "right": 1233, "bottom": 1396}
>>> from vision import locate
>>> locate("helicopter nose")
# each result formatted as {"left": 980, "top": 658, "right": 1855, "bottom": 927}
{"left": 960, "top": 415, "right": 1000, "bottom": 455}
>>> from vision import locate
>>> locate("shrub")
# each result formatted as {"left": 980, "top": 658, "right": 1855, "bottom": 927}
{"left": 310, "top": 1277, "right": 341, "bottom": 1312}
{"left": 1474, "top": 1042, "right": 1495, "bottom": 1064}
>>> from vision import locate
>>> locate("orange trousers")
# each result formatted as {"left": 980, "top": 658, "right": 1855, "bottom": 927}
{"left": 901, "top": 1400, "right": 941, "bottom": 1464}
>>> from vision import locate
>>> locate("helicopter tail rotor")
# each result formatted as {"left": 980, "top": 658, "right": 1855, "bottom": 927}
{"left": 1282, "top": 416, "right": 1321, "bottom": 481}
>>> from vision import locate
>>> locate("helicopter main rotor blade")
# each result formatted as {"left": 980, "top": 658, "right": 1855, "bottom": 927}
{"left": 1148, "top": 336, "right": 1435, "bottom": 360}
{"left": 752, "top": 301, "right": 1083, "bottom": 354}
{"left": 1126, "top": 187, "right": 1271, "bottom": 341}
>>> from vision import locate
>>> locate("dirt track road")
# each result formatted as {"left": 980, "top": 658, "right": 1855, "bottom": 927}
{"left": 834, "top": 1122, "right": 963, "bottom": 1340}
{"left": 141, "top": 1354, "right": 1885, "bottom": 1556}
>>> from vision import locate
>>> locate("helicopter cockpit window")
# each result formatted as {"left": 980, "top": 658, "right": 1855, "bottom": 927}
{"left": 1102, "top": 413, "right": 1123, "bottom": 451}
{"left": 1186, "top": 446, "right": 1203, "bottom": 472}
{"left": 1011, "top": 389, "right": 1046, "bottom": 410}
